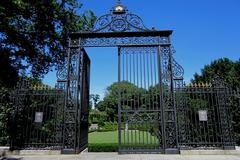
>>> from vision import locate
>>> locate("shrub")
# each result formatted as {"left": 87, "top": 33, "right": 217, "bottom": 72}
{"left": 0, "top": 87, "right": 13, "bottom": 146}
{"left": 89, "top": 111, "right": 108, "bottom": 123}
{"left": 97, "top": 119, "right": 105, "bottom": 127}
{"left": 94, "top": 129, "right": 116, "bottom": 132}
{"left": 88, "top": 143, "right": 160, "bottom": 152}
{"left": 88, "top": 143, "right": 118, "bottom": 152}
{"left": 102, "top": 122, "right": 118, "bottom": 131}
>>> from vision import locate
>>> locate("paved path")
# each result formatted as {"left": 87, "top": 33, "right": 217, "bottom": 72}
{"left": 5, "top": 152, "right": 240, "bottom": 160}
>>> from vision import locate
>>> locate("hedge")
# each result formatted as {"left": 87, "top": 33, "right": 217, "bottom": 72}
{"left": 88, "top": 143, "right": 160, "bottom": 152}
{"left": 88, "top": 143, "right": 118, "bottom": 152}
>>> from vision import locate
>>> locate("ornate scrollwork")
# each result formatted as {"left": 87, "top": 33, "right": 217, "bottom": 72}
{"left": 161, "top": 46, "right": 171, "bottom": 84}
{"left": 68, "top": 36, "right": 171, "bottom": 48}
{"left": 172, "top": 58, "right": 184, "bottom": 79}
{"left": 125, "top": 13, "right": 150, "bottom": 31}
{"left": 92, "top": 4, "right": 152, "bottom": 32}
{"left": 212, "top": 75, "right": 227, "bottom": 88}
{"left": 15, "top": 78, "right": 31, "bottom": 90}
{"left": 160, "top": 46, "right": 184, "bottom": 82}
{"left": 57, "top": 63, "right": 67, "bottom": 81}
{"left": 92, "top": 14, "right": 112, "bottom": 32}
{"left": 128, "top": 112, "right": 159, "bottom": 123}
{"left": 80, "top": 36, "right": 159, "bottom": 47}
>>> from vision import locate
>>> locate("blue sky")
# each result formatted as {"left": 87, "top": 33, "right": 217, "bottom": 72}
{"left": 43, "top": 0, "right": 240, "bottom": 99}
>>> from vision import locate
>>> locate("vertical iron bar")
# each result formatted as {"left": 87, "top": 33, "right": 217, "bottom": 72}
{"left": 210, "top": 88, "right": 216, "bottom": 146}
{"left": 215, "top": 86, "right": 223, "bottom": 147}
{"left": 168, "top": 38, "right": 179, "bottom": 150}
{"left": 118, "top": 47, "right": 121, "bottom": 152}
{"left": 199, "top": 87, "right": 203, "bottom": 145}
{"left": 202, "top": 88, "right": 208, "bottom": 145}
{"left": 130, "top": 49, "right": 133, "bottom": 148}
{"left": 77, "top": 40, "right": 84, "bottom": 152}
{"left": 157, "top": 41, "right": 165, "bottom": 152}
{"left": 206, "top": 88, "right": 212, "bottom": 146}
{"left": 63, "top": 37, "right": 71, "bottom": 150}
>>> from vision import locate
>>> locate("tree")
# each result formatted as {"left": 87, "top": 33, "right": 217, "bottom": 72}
{"left": 191, "top": 58, "right": 240, "bottom": 145}
{"left": 192, "top": 58, "right": 240, "bottom": 87}
{"left": 95, "top": 81, "right": 145, "bottom": 121}
{"left": 90, "top": 94, "right": 100, "bottom": 110}
{"left": 0, "top": 0, "right": 96, "bottom": 87}
{"left": 0, "top": 53, "right": 18, "bottom": 88}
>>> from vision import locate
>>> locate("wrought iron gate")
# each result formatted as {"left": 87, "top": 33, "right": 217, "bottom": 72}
{"left": 118, "top": 45, "right": 180, "bottom": 153}
{"left": 118, "top": 46, "right": 163, "bottom": 153}
{"left": 61, "top": 48, "right": 90, "bottom": 154}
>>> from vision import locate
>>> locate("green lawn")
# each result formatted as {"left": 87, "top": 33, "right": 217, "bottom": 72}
{"left": 89, "top": 131, "right": 118, "bottom": 144}
{"left": 88, "top": 130, "right": 160, "bottom": 152}
{"left": 89, "top": 130, "right": 159, "bottom": 144}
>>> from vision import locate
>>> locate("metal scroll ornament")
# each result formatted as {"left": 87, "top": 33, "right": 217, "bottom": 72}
{"left": 57, "top": 63, "right": 67, "bottom": 81}
{"left": 172, "top": 58, "right": 184, "bottom": 79}
{"left": 92, "top": 3, "right": 153, "bottom": 32}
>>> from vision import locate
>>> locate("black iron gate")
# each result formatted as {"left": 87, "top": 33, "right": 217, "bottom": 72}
{"left": 117, "top": 44, "right": 184, "bottom": 153}
{"left": 61, "top": 48, "right": 90, "bottom": 154}
{"left": 118, "top": 46, "right": 164, "bottom": 153}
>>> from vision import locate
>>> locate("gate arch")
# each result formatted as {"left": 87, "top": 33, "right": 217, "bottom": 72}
{"left": 58, "top": 1, "right": 183, "bottom": 154}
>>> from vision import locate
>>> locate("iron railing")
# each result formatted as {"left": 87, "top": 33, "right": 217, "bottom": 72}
{"left": 10, "top": 79, "right": 64, "bottom": 150}
{"left": 176, "top": 80, "right": 237, "bottom": 150}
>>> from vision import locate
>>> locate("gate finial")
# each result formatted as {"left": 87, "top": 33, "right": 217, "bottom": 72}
{"left": 113, "top": 0, "right": 126, "bottom": 14}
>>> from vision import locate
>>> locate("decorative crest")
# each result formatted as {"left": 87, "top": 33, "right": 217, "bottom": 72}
{"left": 212, "top": 75, "right": 227, "bottom": 88}
{"left": 92, "top": 1, "right": 153, "bottom": 32}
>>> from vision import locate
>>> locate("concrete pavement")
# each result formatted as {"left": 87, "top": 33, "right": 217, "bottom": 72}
{"left": 5, "top": 152, "right": 240, "bottom": 160}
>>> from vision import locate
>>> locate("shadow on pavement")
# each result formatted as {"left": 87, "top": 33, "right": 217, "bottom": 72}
{"left": 1, "top": 157, "right": 22, "bottom": 160}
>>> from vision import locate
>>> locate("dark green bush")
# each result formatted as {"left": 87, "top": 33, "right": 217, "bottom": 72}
{"left": 88, "top": 143, "right": 160, "bottom": 152}
{"left": 97, "top": 119, "right": 105, "bottom": 127}
{"left": 88, "top": 143, "right": 118, "bottom": 152}
{"left": 102, "top": 122, "right": 118, "bottom": 131}
{"left": 95, "top": 129, "right": 116, "bottom": 132}
{"left": 0, "top": 87, "right": 13, "bottom": 146}
{"left": 89, "top": 111, "right": 108, "bottom": 123}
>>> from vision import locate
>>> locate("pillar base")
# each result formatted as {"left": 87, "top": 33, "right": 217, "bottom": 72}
{"left": 61, "top": 149, "right": 78, "bottom": 154}
{"left": 165, "top": 148, "right": 180, "bottom": 154}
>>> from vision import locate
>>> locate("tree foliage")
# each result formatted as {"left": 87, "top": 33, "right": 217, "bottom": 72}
{"left": 0, "top": 0, "right": 96, "bottom": 86}
{"left": 192, "top": 58, "right": 240, "bottom": 87}
{"left": 0, "top": 86, "right": 13, "bottom": 145}
{"left": 96, "top": 81, "right": 145, "bottom": 121}
{"left": 90, "top": 94, "right": 100, "bottom": 110}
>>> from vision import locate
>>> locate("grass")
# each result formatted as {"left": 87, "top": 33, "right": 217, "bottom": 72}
{"left": 89, "top": 130, "right": 159, "bottom": 144}
{"left": 88, "top": 130, "right": 160, "bottom": 152}
{"left": 89, "top": 131, "right": 118, "bottom": 144}
{"left": 88, "top": 131, "right": 118, "bottom": 152}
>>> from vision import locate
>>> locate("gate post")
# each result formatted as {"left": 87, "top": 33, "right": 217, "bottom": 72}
{"left": 62, "top": 37, "right": 82, "bottom": 154}
{"left": 159, "top": 35, "right": 179, "bottom": 154}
